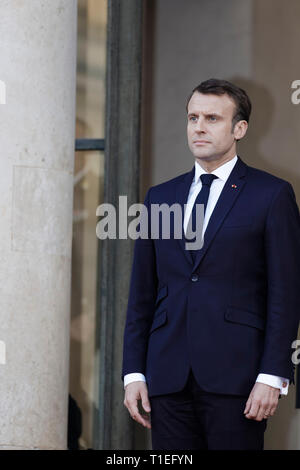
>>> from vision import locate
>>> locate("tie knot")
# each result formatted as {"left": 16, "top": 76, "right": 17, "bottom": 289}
{"left": 200, "top": 173, "right": 218, "bottom": 187}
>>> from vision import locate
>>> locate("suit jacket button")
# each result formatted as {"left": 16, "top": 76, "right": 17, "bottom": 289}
{"left": 191, "top": 274, "right": 199, "bottom": 282}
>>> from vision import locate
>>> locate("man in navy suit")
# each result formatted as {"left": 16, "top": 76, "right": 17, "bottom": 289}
{"left": 122, "top": 79, "right": 300, "bottom": 449}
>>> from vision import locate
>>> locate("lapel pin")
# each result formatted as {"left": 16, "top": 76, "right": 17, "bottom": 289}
{"left": 231, "top": 184, "right": 237, "bottom": 189}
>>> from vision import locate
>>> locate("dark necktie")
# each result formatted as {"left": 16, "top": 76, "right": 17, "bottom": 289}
{"left": 186, "top": 173, "right": 218, "bottom": 261}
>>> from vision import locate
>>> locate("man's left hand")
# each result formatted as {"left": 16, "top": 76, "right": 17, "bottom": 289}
{"left": 244, "top": 382, "right": 280, "bottom": 421}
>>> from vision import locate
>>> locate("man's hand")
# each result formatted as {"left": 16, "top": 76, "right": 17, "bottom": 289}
{"left": 244, "top": 382, "right": 280, "bottom": 421}
{"left": 124, "top": 381, "right": 151, "bottom": 429}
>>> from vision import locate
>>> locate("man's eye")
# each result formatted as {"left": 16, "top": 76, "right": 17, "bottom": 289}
{"left": 208, "top": 116, "right": 217, "bottom": 121}
{"left": 189, "top": 116, "right": 197, "bottom": 122}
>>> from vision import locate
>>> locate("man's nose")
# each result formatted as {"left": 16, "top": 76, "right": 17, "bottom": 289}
{"left": 195, "top": 117, "right": 206, "bottom": 133}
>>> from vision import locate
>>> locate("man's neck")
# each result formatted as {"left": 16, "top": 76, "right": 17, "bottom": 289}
{"left": 195, "top": 154, "right": 236, "bottom": 173}
{"left": 195, "top": 153, "right": 237, "bottom": 173}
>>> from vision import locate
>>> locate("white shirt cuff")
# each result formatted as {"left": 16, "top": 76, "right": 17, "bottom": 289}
{"left": 256, "top": 373, "right": 289, "bottom": 395}
{"left": 124, "top": 373, "right": 290, "bottom": 395}
{"left": 124, "top": 373, "right": 146, "bottom": 389}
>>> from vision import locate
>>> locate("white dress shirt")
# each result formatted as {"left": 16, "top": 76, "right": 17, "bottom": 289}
{"left": 124, "top": 155, "right": 289, "bottom": 395}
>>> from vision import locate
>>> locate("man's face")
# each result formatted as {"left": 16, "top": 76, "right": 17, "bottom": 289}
{"left": 187, "top": 92, "right": 240, "bottom": 163}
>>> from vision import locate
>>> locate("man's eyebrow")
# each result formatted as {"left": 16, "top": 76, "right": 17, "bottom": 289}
{"left": 187, "top": 111, "right": 223, "bottom": 117}
{"left": 204, "top": 112, "right": 223, "bottom": 117}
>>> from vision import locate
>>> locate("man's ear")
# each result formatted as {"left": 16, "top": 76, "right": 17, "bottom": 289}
{"left": 233, "top": 120, "right": 248, "bottom": 141}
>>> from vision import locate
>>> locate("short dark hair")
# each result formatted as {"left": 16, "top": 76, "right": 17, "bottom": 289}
{"left": 186, "top": 78, "right": 252, "bottom": 128}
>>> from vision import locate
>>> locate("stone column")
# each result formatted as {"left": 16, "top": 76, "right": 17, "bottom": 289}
{"left": 0, "top": 0, "right": 77, "bottom": 449}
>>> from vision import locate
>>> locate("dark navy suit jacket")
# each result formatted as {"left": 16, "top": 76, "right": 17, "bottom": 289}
{"left": 122, "top": 156, "right": 300, "bottom": 397}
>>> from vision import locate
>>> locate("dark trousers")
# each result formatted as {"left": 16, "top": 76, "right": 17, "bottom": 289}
{"left": 149, "top": 369, "right": 267, "bottom": 450}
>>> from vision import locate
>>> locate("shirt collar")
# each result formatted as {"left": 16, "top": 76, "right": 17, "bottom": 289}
{"left": 194, "top": 155, "right": 238, "bottom": 183}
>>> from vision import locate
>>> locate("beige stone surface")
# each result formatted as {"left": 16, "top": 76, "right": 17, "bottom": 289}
{"left": 0, "top": 0, "right": 77, "bottom": 449}
{"left": 12, "top": 166, "right": 74, "bottom": 257}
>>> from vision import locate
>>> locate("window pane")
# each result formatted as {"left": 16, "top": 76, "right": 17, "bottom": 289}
{"left": 70, "top": 0, "right": 107, "bottom": 450}
{"left": 70, "top": 150, "right": 104, "bottom": 449}
{"left": 76, "top": 0, "right": 107, "bottom": 139}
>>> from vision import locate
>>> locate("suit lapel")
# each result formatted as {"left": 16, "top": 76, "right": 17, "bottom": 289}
{"left": 175, "top": 156, "right": 248, "bottom": 269}
{"left": 193, "top": 156, "right": 248, "bottom": 270}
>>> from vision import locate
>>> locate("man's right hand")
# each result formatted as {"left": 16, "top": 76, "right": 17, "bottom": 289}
{"left": 123, "top": 381, "right": 151, "bottom": 429}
